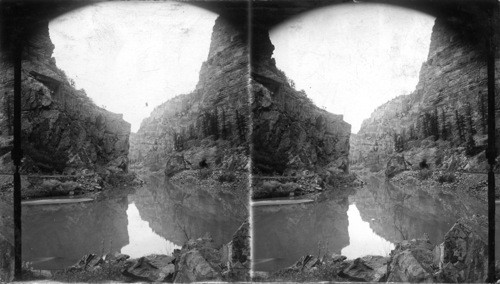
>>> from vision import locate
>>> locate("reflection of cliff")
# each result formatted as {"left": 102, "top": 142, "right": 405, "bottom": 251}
{"left": 352, "top": 176, "right": 487, "bottom": 245}
{"left": 253, "top": 194, "right": 349, "bottom": 271}
{"left": 133, "top": 174, "right": 246, "bottom": 246}
{"left": 22, "top": 196, "right": 129, "bottom": 269}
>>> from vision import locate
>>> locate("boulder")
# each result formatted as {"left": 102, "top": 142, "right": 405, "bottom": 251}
{"left": 164, "top": 153, "right": 186, "bottom": 177}
{"left": 286, "top": 255, "right": 321, "bottom": 272}
{"left": 68, "top": 254, "right": 104, "bottom": 272}
{"left": 436, "top": 215, "right": 487, "bottom": 282}
{"left": 104, "top": 252, "right": 130, "bottom": 263}
{"left": 386, "top": 239, "right": 437, "bottom": 282}
{"left": 225, "top": 221, "right": 250, "bottom": 281}
{"left": 385, "top": 154, "right": 408, "bottom": 178}
{"left": 339, "top": 255, "right": 389, "bottom": 282}
{"left": 173, "top": 249, "right": 222, "bottom": 283}
{"left": 328, "top": 253, "right": 347, "bottom": 263}
{"left": 173, "top": 237, "right": 223, "bottom": 283}
{"left": 123, "top": 255, "right": 175, "bottom": 282}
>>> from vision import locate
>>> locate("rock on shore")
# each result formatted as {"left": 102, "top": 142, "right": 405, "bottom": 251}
{"left": 59, "top": 221, "right": 250, "bottom": 283}
{"left": 260, "top": 215, "right": 487, "bottom": 283}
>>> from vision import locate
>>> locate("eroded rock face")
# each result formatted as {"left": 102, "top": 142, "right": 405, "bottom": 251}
{"left": 129, "top": 16, "right": 249, "bottom": 174}
{"left": 0, "top": 23, "right": 130, "bottom": 174}
{"left": 123, "top": 255, "right": 175, "bottom": 282}
{"left": 351, "top": 11, "right": 499, "bottom": 174}
{"left": 340, "top": 255, "right": 389, "bottom": 282}
{"left": 436, "top": 215, "right": 488, "bottom": 283}
{"left": 224, "top": 221, "right": 250, "bottom": 281}
{"left": 251, "top": 27, "right": 351, "bottom": 175}
{"left": 173, "top": 238, "right": 223, "bottom": 283}
{"left": 386, "top": 238, "right": 437, "bottom": 282}
{"left": 385, "top": 154, "right": 408, "bottom": 178}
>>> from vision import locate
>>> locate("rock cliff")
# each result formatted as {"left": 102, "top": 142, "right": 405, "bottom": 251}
{"left": 0, "top": 23, "right": 130, "bottom": 175}
{"left": 251, "top": 27, "right": 351, "bottom": 175}
{"left": 351, "top": 13, "right": 499, "bottom": 174}
{"left": 129, "top": 16, "right": 249, "bottom": 174}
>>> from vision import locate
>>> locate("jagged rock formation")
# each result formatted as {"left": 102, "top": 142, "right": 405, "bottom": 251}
{"left": 129, "top": 16, "right": 249, "bottom": 174}
{"left": 386, "top": 215, "right": 487, "bottom": 282}
{"left": 0, "top": 23, "right": 130, "bottom": 175}
{"left": 351, "top": 13, "right": 499, "bottom": 173}
{"left": 251, "top": 27, "right": 351, "bottom": 175}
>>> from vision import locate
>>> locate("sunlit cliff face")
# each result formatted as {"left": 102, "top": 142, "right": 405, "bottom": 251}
{"left": 49, "top": 2, "right": 217, "bottom": 132}
{"left": 270, "top": 3, "right": 435, "bottom": 133}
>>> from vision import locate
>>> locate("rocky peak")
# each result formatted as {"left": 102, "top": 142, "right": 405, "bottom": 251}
{"left": 251, "top": 27, "right": 351, "bottom": 175}
{"left": 130, "top": 16, "right": 249, "bottom": 174}
{"left": 351, "top": 11, "right": 498, "bottom": 174}
{"left": 0, "top": 21, "right": 131, "bottom": 175}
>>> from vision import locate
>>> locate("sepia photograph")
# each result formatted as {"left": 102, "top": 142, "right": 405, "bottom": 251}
{"left": 0, "top": 0, "right": 498, "bottom": 282}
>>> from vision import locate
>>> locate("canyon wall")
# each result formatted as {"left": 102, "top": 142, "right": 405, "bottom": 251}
{"left": 251, "top": 27, "right": 351, "bottom": 175}
{"left": 129, "top": 16, "right": 249, "bottom": 175}
{"left": 0, "top": 23, "right": 130, "bottom": 175}
{"left": 351, "top": 12, "right": 499, "bottom": 173}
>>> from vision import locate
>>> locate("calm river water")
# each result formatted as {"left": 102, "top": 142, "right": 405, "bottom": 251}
{"left": 21, "top": 174, "right": 246, "bottom": 270}
{"left": 253, "top": 175, "right": 487, "bottom": 272}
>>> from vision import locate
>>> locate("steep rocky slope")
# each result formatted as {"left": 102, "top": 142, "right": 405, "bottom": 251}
{"left": 351, "top": 13, "right": 499, "bottom": 174}
{"left": 129, "top": 16, "right": 249, "bottom": 175}
{"left": 0, "top": 23, "right": 130, "bottom": 175}
{"left": 251, "top": 26, "right": 351, "bottom": 175}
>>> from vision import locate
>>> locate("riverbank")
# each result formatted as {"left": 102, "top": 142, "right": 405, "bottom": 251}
{"left": 252, "top": 171, "right": 364, "bottom": 200}
{"left": 0, "top": 170, "right": 141, "bottom": 201}
{"left": 389, "top": 169, "right": 494, "bottom": 206}
{"left": 18, "top": 221, "right": 249, "bottom": 283}
{"left": 255, "top": 214, "right": 487, "bottom": 282}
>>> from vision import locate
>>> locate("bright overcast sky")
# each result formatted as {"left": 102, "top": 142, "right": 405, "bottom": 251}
{"left": 270, "top": 3, "right": 435, "bottom": 133}
{"left": 49, "top": 2, "right": 217, "bottom": 132}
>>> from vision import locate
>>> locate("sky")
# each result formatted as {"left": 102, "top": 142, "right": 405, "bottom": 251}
{"left": 49, "top": 1, "right": 217, "bottom": 132}
{"left": 270, "top": 3, "right": 435, "bottom": 133}
{"left": 49, "top": 2, "right": 434, "bottom": 134}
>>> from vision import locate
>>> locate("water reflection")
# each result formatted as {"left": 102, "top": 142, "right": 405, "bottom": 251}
{"left": 21, "top": 173, "right": 245, "bottom": 270}
{"left": 121, "top": 203, "right": 180, "bottom": 258}
{"left": 253, "top": 192, "right": 350, "bottom": 272}
{"left": 22, "top": 194, "right": 129, "bottom": 270}
{"left": 132, "top": 175, "right": 247, "bottom": 246}
{"left": 341, "top": 204, "right": 394, "bottom": 258}
{"left": 351, "top": 176, "right": 486, "bottom": 245}
{"left": 254, "top": 175, "right": 486, "bottom": 272}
